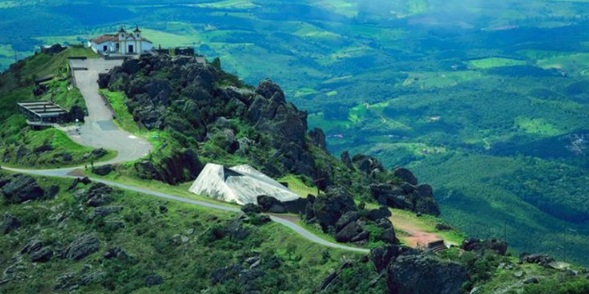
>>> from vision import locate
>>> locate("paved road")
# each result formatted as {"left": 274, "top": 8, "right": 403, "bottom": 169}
{"left": 3, "top": 57, "right": 369, "bottom": 254}
{"left": 69, "top": 58, "right": 151, "bottom": 164}
{"left": 4, "top": 166, "right": 369, "bottom": 254}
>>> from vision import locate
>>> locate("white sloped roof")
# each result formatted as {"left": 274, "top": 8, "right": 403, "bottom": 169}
{"left": 188, "top": 163, "right": 300, "bottom": 205}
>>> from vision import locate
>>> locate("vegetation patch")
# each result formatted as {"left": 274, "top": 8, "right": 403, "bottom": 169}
{"left": 468, "top": 58, "right": 527, "bottom": 69}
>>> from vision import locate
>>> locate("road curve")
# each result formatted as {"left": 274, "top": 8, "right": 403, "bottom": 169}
{"left": 3, "top": 166, "right": 369, "bottom": 254}
{"left": 2, "top": 57, "right": 369, "bottom": 255}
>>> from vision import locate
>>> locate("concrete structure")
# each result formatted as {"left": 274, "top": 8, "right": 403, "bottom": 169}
{"left": 88, "top": 26, "right": 153, "bottom": 55}
{"left": 189, "top": 163, "right": 300, "bottom": 205}
{"left": 18, "top": 101, "right": 67, "bottom": 126}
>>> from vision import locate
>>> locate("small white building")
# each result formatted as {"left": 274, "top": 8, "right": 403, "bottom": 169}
{"left": 88, "top": 26, "right": 153, "bottom": 55}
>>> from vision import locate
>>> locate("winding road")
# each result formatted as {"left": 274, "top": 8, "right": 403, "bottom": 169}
{"left": 4, "top": 58, "right": 369, "bottom": 254}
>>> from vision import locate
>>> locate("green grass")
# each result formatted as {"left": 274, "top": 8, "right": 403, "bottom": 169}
{"left": 193, "top": 0, "right": 258, "bottom": 9}
{"left": 100, "top": 90, "right": 141, "bottom": 134}
{"left": 468, "top": 57, "right": 528, "bottom": 69}
{"left": 514, "top": 117, "right": 562, "bottom": 136}
{"left": 0, "top": 171, "right": 358, "bottom": 293}
{"left": 278, "top": 174, "right": 317, "bottom": 197}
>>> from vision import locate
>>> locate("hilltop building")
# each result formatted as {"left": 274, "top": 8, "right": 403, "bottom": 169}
{"left": 88, "top": 26, "right": 153, "bottom": 55}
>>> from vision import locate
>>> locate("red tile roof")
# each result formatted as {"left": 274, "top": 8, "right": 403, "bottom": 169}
{"left": 90, "top": 34, "right": 118, "bottom": 44}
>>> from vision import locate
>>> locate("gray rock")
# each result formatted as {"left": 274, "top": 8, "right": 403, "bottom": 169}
{"left": 1, "top": 174, "right": 45, "bottom": 203}
{"left": 62, "top": 234, "right": 101, "bottom": 261}
{"left": 313, "top": 187, "right": 357, "bottom": 230}
{"left": 371, "top": 245, "right": 403, "bottom": 273}
{"left": 30, "top": 247, "right": 53, "bottom": 263}
{"left": 92, "top": 206, "right": 123, "bottom": 218}
{"left": 91, "top": 148, "right": 107, "bottom": 158}
{"left": 335, "top": 211, "right": 361, "bottom": 231}
{"left": 524, "top": 277, "right": 539, "bottom": 284}
{"left": 335, "top": 221, "right": 368, "bottom": 243}
{"left": 376, "top": 218, "right": 397, "bottom": 243}
{"left": 103, "top": 247, "right": 127, "bottom": 259}
{"left": 368, "top": 206, "right": 392, "bottom": 222}
{"left": 514, "top": 271, "right": 524, "bottom": 278}
{"left": 80, "top": 271, "right": 105, "bottom": 286}
{"left": 54, "top": 272, "right": 77, "bottom": 291}
{"left": 387, "top": 255, "right": 467, "bottom": 294}
{"left": 257, "top": 195, "right": 287, "bottom": 213}
{"left": 92, "top": 164, "right": 112, "bottom": 176}
{"left": 21, "top": 239, "right": 43, "bottom": 254}
{"left": 393, "top": 168, "right": 418, "bottom": 186}
{"left": 2, "top": 214, "right": 21, "bottom": 234}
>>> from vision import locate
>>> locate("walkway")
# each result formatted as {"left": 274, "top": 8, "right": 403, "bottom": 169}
{"left": 68, "top": 58, "right": 151, "bottom": 164}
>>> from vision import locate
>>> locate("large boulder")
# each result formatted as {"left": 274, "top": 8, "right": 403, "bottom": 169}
{"left": 257, "top": 195, "right": 286, "bottom": 213}
{"left": 335, "top": 220, "right": 368, "bottom": 243}
{"left": 376, "top": 218, "right": 397, "bottom": 243}
{"left": 312, "top": 188, "right": 357, "bottom": 230}
{"left": 62, "top": 234, "right": 101, "bottom": 261}
{"left": 461, "top": 238, "right": 508, "bottom": 256}
{"left": 387, "top": 255, "right": 468, "bottom": 294}
{"left": 30, "top": 247, "right": 53, "bottom": 263}
{"left": 393, "top": 168, "right": 418, "bottom": 186}
{"left": 413, "top": 184, "right": 440, "bottom": 216}
{"left": 371, "top": 245, "right": 404, "bottom": 273}
{"left": 1, "top": 174, "right": 45, "bottom": 203}
{"left": 92, "top": 164, "right": 112, "bottom": 176}
{"left": 76, "top": 183, "right": 114, "bottom": 207}
{"left": 370, "top": 183, "right": 440, "bottom": 216}
{"left": 519, "top": 253, "right": 555, "bottom": 266}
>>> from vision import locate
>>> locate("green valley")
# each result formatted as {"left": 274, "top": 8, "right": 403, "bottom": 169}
{"left": 2, "top": 1, "right": 589, "bottom": 291}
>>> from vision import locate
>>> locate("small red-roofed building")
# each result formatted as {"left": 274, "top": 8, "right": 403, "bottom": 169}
{"left": 88, "top": 26, "right": 153, "bottom": 55}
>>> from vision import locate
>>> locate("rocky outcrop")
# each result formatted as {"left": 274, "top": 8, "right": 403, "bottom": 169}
{"left": 21, "top": 239, "right": 43, "bottom": 254}
{"left": 311, "top": 187, "right": 357, "bottom": 230}
{"left": 387, "top": 254, "right": 467, "bottom": 294}
{"left": 335, "top": 220, "right": 368, "bottom": 243}
{"left": 317, "top": 259, "right": 354, "bottom": 291}
{"left": 92, "top": 164, "right": 113, "bottom": 176}
{"left": 145, "top": 274, "right": 164, "bottom": 287}
{"left": 308, "top": 128, "right": 327, "bottom": 150}
{"left": 30, "top": 247, "right": 53, "bottom": 263}
{"left": 371, "top": 182, "right": 440, "bottom": 216}
{"left": 519, "top": 253, "right": 555, "bottom": 266}
{"left": 75, "top": 183, "right": 114, "bottom": 207}
{"left": 351, "top": 154, "right": 385, "bottom": 176}
{"left": 134, "top": 148, "right": 203, "bottom": 185}
{"left": 461, "top": 238, "right": 508, "bottom": 255}
{"left": 62, "top": 234, "right": 101, "bottom": 261}
{"left": 257, "top": 195, "right": 287, "bottom": 213}
{"left": 393, "top": 168, "right": 418, "bottom": 186}
{"left": 1, "top": 214, "right": 21, "bottom": 234}
{"left": 103, "top": 247, "right": 128, "bottom": 260}
{"left": 0, "top": 174, "right": 45, "bottom": 203}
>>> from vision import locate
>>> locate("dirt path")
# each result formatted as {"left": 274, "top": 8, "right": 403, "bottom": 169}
{"left": 390, "top": 214, "right": 443, "bottom": 248}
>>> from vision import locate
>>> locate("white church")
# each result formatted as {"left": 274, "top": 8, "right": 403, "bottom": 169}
{"left": 88, "top": 26, "right": 153, "bottom": 55}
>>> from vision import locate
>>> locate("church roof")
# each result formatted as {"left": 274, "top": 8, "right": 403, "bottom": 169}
{"left": 134, "top": 26, "right": 141, "bottom": 33}
{"left": 90, "top": 34, "right": 118, "bottom": 44}
{"left": 90, "top": 27, "right": 152, "bottom": 44}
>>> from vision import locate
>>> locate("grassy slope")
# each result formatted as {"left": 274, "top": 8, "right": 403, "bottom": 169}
{"left": 0, "top": 47, "right": 114, "bottom": 169}
{"left": 2, "top": 0, "right": 587, "bottom": 267}
{"left": 0, "top": 171, "right": 359, "bottom": 293}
